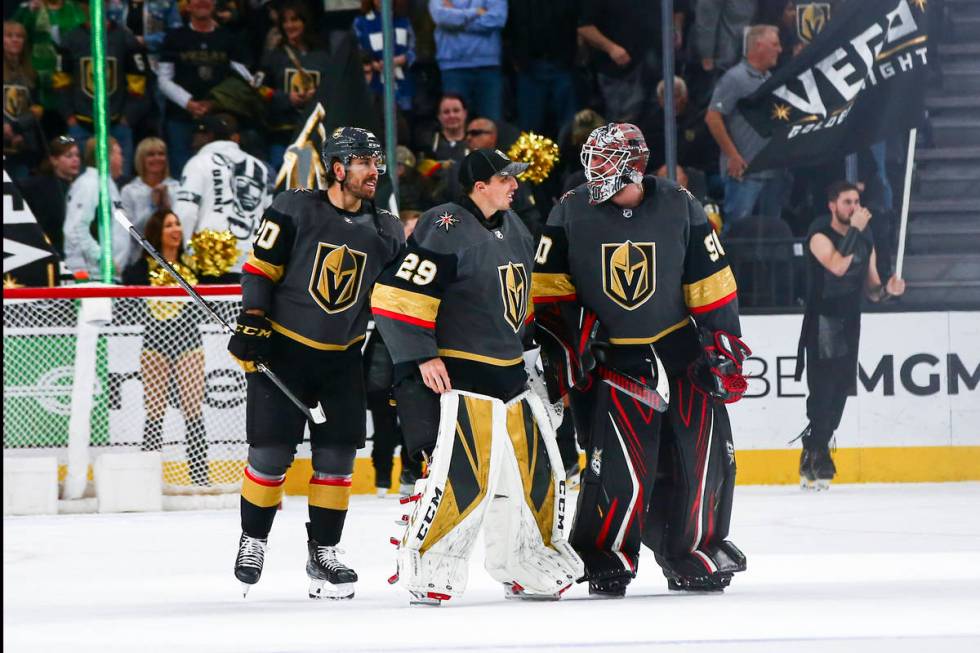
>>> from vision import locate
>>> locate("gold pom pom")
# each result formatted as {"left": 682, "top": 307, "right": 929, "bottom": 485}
{"left": 148, "top": 257, "right": 198, "bottom": 287}
{"left": 506, "top": 132, "right": 560, "bottom": 185}
{"left": 190, "top": 229, "right": 239, "bottom": 278}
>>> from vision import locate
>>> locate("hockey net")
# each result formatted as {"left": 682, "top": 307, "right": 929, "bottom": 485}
{"left": 3, "top": 284, "right": 247, "bottom": 500}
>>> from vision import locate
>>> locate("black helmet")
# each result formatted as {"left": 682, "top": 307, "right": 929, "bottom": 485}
{"left": 322, "top": 126, "right": 386, "bottom": 175}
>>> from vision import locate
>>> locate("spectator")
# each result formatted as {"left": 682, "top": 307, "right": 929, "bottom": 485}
{"left": 694, "top": 0, "right": 758, "bottom": 74}
{"left": 578, "top": 0, "right": 681, "bottom": 123}
{"left": 11, "top": 0, "right": 86, "bottom": 135}
{"left": 158, "top": 0, "right": 247, "bottom": 174}
{"left": 555, "top": 107, "right": 606, "bottom": 193}
{"left": 794, "top": 181, "right": 905, "bottom": 489}
{"left": 260, "top": 0, "right": 332, "bottom": 170}
{"left": 428, "top": 0, "right": 507, "bottom": 123}
{"left": 173, "top": 113, "right": 272, "bottom": 275}
{"left": 505, "top": 0, "right": 578, "bottom": 138}
{"left": 705, "top": 24, "right": 785, "bottom": 231}
{"left": 57, "top": 14, "right": 147, "bottom": 177}
{"left": 418, "top": 92, "right": 468, "bottom": 164}
{"left": 3, "top": 20, "right": 43, "bottom": 179}
{"left": 110, "top": 0, "right": 182, "bottom": 67}
{"left": 353, "top": 0, "right": 416, "bottom": 113}
{"left": 644, "top": 76, "right": 721, "bottom": 196}
{"left": 121, "top": 137, "right": 180, "bottom": 263}
{"left": 63, "top": 136, "right": 130, "bottom": 279}
{"left": 15, "top": 134, "right": 80, "bottom": 256}
{"left": 121, "top": 209, "right": 211, "bottom": 485}
{"left": 394, "top": 145, "right": 433, "bottom": 217}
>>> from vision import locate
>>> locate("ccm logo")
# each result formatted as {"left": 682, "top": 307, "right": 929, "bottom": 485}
{"left": 416, "top": 486, "right": 444, "bottom": 541}
{"left": 556, "top": 480, "right": 566, "bottom": 530}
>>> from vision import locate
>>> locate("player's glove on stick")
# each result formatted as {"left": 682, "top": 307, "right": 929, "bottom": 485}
{"left": 689, "top": 330, "right": 752, "bottom": 403}
{"left": 228, "top": 311, "right": 273, "bottom": 373}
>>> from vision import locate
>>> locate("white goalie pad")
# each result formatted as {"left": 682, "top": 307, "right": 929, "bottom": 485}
{"left": 395, "top": 389, "right": 583, "bottom": 601}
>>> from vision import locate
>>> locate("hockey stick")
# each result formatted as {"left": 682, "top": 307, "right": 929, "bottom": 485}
{"left": 597, "top": 366, "right": 668, "bottom": 413}
{"left": 113, "top": 210, "right": 327, "bottom": 424}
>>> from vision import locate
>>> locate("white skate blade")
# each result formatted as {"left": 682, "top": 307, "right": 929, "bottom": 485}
{"left": 815, "top": 478, "right": 831, "bottom": 491}
{"left": 800, "top": 476, "right": 816, "bottom": 490}
{"left": 409, "top": 592, "right": 443, "bottom": 606}
{"left": 503, "top": 583, "right": 564, "bottom": 601}
{"left": 241, "top": 583, "right": 253, "bottom": 598}
{"left": 308, "top": 578, "right": 355, "bottom": 600}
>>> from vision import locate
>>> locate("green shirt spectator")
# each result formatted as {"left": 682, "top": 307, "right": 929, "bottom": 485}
{"left": 12, "top": 0, "right": 87, "bottom": 110}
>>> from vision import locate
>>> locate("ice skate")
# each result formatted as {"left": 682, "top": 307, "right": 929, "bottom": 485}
{"left": 375, "top": 486, "right": 389, "bottom": 498}
{"left": 667, "top": 573, "right": 730, "bottom": 592}
{"left": 409, "top": 591, "right": 448, "bottom": 606}
{"left": 502, "top": 581, "right": 569, "bottom": 601}
{"left": 588, "top": 574, "right": 630, "bottom": 598}
{"left": 800, "top": 449, "right": 817, "bottom": 490}
{"left": 564, "top": 461, "right": 582, "bottom": 490}
{"left": 398, "top": 468, "right": 419, "bottom": 497}
{"left": 811, "top": 447, "right": 836, "bottom": 491}
{"left": 306, "top": 524, "right": 357, "bottom": 600}
{"left": 234, "top": 532, "right": 267, "bottom": 597}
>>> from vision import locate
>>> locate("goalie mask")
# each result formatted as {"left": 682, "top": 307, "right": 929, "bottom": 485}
{"left": 579, "top": 123, "right": 649, "bottom": 205}
{"left": 322, "top": 126, "right": 387, "bottom": 176}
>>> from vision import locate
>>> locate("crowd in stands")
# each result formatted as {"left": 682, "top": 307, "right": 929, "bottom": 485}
{"left": 4, "top": 0, "right": 909, "bottom": 303}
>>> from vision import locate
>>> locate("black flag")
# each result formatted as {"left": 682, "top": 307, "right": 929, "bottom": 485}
{"left": 3, "top": 169, "right": 62, "bottom": 287}
{"left": 738, "top": 0, "right": 929, "bottom": 173}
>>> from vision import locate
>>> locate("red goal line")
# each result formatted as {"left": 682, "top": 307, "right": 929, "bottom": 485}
{"left": 3, "top": 285, "right": 243, "bottom": 300}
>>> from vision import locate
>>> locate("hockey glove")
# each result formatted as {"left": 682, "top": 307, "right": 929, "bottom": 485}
{"left": 688, "top": 330, "right": 752, "bottom": 403}
{"left": 228, "top": 311, "right": 273, "bottom": 373}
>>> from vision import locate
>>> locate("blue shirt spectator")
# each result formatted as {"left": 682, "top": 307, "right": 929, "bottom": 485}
{"left": 354, "top": 0, "right": 416, "bottom": 113}
{"left": 428, "top": 0, "right": 506, "bottom": 122}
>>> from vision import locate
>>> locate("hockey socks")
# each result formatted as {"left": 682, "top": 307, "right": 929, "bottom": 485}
{"left": 142, "top": 417, "right": 163, "bottom": 452}
{"left": 308, "top": 473, "right": 352, "bottom": 546}
{"left": 186, "top": 416, "right": 208, "bottom": 485}
{"left": 240, "top": 465, "right": 285, "bottom": 538}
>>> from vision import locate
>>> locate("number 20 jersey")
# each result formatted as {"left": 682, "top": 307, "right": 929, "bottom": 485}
{"left": 241, "top": 189, "right": 405, "bottom": 351}
{"left": 532, "top": 176, "right": 741, "bottom": 373}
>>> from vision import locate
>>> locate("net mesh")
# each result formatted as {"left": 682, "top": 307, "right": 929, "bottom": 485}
{"left": 3, "top": 289, "right": 247, "bottom": 495}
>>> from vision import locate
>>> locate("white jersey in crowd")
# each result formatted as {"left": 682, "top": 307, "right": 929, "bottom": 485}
{"left": 173, "top": 140, "right": 273, "bottom": 271}
{"left": 63, "top": 167, "right": 128, "bottom": 279}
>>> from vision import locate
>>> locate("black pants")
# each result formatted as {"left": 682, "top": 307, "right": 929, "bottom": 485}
{"left": 643, "top": 376, "right": 738, "bottom": 579}
{"left": 368, "top": 389, "right": 422, "bottom": 488}
{"left": 805, "top": 352, "right": 854, "bottom": 450}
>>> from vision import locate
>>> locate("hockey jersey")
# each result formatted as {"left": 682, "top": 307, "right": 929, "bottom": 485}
{"left": 241, "top": 189, "right": 404, "bottom": 351}
{"left": 371, "top": 197, "right": 535, "bottom": 400}
{"left": 533, "top": 176, "right": 741, "bottom": 379}
{"left": 174, "top": 140, "right": 273, "bottom": 271}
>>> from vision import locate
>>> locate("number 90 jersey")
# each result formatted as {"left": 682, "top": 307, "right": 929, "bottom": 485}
{"left": 532, "top": 176, "right": 741, "bottom": 373}
{"left": 241, "top": 189, "right": 405, "bottom": 351}
{"left": 371, "top": 200, "right": 536, "bottom": 399}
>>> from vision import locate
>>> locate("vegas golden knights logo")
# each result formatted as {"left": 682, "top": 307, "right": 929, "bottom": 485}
{"left": 497, "top": 262, "right": 529, "bottom": 332}
{"left": 796, "top": 3, "right": 831, "bottom": 44}
{"left": 602, "top": 241, "right": 656, "bottom": 310}
{"left": 309, "top": 242, "right": 367, "bottom": 314}
{"left": 3, "top": 85, "right": 28, "bottom": 120}
{"left": 81, "top": 57, "right": 118, "bottom": 98}
{"left": 286, "top": 68, "right": 321, "bottom": 95}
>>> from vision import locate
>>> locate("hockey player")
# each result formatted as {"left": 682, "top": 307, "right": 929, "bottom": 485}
{"left": 794, "top": 181, "right": 905, "bottom": 490}
{"left": 532, "top": 123, "right": 750, "bottom": 596}
{"left": 371, "top": 148, "right": 583, "bottom": 605}
{"left": 173, "top": 114, "right": 273, "bottom": 274}
{"left": 227, "top": 127, "right": 404, "bottom": 599}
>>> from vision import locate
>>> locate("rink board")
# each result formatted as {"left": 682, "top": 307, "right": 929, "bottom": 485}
{"left": 281, "top": 311, "right": 980, "bottom": 492}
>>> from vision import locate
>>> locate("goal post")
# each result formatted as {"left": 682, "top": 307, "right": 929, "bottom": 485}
{"left": 3, "top": 284, "right": 248, "bottom": 500}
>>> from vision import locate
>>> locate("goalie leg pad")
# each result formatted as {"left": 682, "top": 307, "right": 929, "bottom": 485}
{"left": 395, "top": 391, "right": 503, "bottom": 600}
{"left": 643, "top": 377, "right": 744, "bottom": 582}
{"left": 482, "top": 392, "right": 583, "bottom": 596}
{"left": 569, "top": 382, "right": 662, "bottom": 584}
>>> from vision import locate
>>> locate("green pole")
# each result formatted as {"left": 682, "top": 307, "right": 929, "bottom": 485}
{"left": 380, "top": 0, "right": 398, "bottom": 204}
{"left": 90, "top": 0, "right": 113, "bottom": 282}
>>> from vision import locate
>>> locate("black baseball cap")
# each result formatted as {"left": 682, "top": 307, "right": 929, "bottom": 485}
{"left": 459, "top": 148, "right": 528, "bottom": 187}
{"left": 195, "top": 113, "right": 238, "bottom": 140}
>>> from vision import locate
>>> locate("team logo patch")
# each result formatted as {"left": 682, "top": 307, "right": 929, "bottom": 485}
{"left": 285, "top": 68, "right": 320, "bottom": 95}
{"left": 497, "top": 262, "right": 529, "bottom": 332}
{"left": 81, "top": 57, "right": 118, "bottom": 98}
{"left": 601, "top": 241, "right": 656, "bottom": 310}
{"left": 434, "top": 211, "right": 458, "bottom": 231}
{"left": 590, "top": 448, "right": 602, "bottom": 477}
{"left": 308, "top": 242, "right": 367, "bottom": 314}
{"left": 3, "top": 85, "right": 29, "bottom": 120}
{"left": 796, "top": 3, "right": 831, "bottom": 43}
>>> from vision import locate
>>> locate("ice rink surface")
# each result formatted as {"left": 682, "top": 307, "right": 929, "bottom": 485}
{"left": 5, "top": 482, "right": 980, "bottom": 653}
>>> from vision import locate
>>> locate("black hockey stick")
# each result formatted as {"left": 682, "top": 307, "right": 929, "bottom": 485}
{"left": 113, "top": 210, "right": 327, "bottom": 424}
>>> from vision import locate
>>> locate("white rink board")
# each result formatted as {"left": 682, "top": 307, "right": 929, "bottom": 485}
{"left": 730, "top": 311, "right": 980, "bottom": 450}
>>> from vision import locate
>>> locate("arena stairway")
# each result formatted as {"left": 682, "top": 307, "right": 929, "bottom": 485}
{"left": 901, "top": 0, "right": 980, "bottom": 309}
